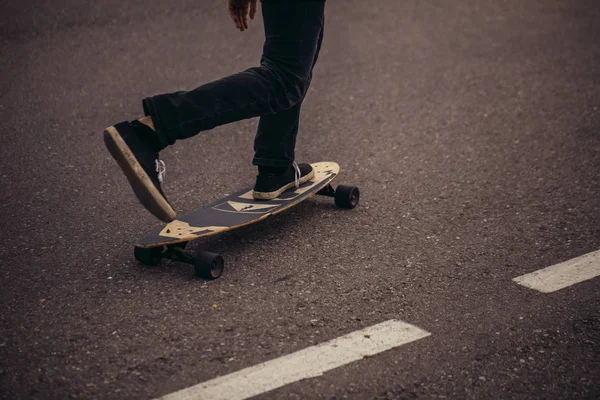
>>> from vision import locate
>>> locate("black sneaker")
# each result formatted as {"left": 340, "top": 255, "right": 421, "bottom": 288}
{"left": 103, "top": 121, "right": 176, "bottom": 222}
{"left": 253, "top": 162, "right": 315, "bottom": 200}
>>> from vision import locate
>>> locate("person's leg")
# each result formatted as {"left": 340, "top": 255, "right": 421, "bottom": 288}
{"left": 104, "top": 0, "right": 325, "bottom": 220}
{"left": 250, "top": 5, "right": 324, "bottom": 200}
{"left": 251, "top": 21, "right": 324, "bottom": 200}
{"left": 252, "top": 23, "right": 324, "bottom": 169}
{"left": 143, "top": 0, "right": 326, "bottom": 151}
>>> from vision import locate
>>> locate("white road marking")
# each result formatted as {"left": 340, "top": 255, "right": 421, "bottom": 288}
{"left": 158, "top": 319, "right": 430, "bottom": 400}
{"left": 513, "top": 249, "right": 600, "bottom": 293}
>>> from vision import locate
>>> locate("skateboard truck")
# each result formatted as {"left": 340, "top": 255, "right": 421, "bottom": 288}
{"left": 316, "top": 184, "right": 336, "bottom": 197}
{"left": 134, "top": 243, "right": 225, "bottom": 279}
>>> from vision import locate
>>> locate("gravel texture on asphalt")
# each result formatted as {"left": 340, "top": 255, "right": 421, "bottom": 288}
{"left": 1, "top": 0, "right": 599, "bottom": 399}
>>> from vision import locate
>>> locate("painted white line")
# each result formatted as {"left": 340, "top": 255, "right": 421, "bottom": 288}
{"left": 158, "top": 319, "right": 430, "bottom": 400}
{"left": 513, "top": 249, "right": 600, "bottom": 293}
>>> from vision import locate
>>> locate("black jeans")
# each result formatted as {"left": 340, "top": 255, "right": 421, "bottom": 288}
{"left": 142, "top": 1, "right": 325, "bottom": 168}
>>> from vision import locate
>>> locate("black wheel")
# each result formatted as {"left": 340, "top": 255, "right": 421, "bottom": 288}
{"left": 194, "top": 251, "right": 224, "bottom": 279}
{"left": 334, "top": 185, "right": 360, "bottom": 209}
{"left": 134, "top": 246, "right": 164, "bottom": 266}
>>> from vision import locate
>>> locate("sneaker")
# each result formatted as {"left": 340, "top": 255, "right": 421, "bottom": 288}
{"left": 103, "top": 121, "right": 176, "bottom": 222}
{"left": 253, "top": 162, "right": 315, "bottom": 200}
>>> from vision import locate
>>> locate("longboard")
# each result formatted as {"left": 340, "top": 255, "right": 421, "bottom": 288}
{"left": 134, "top": 162, "right": 359, "bottom": 279}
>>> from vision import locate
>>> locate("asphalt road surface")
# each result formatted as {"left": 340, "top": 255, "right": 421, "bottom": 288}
{"left": 1, "top": 0, "right": 599, "bottom": 399}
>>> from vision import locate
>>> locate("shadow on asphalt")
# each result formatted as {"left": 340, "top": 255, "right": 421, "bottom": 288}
{"left": 131, "top": 198, "right": 350, "bottom": 280}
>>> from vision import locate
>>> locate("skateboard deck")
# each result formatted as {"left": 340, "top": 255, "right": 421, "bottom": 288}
{"left": 133, "top": 161, "right": 359, "bottom": 279}
{"left": 137, "top": 162, "right": 341, "bottom": 248}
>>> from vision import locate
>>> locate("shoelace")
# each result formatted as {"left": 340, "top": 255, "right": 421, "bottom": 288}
{"left": 155, "top": 159, "right": 166, "bottom": 184}
{"left": 293, "top": 161, "right": 301, "bottom": 188}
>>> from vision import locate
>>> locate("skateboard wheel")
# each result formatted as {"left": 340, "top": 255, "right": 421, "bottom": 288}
{"left": 134, "top": 246, "right": 163, "bottom": 266}
{"left": 194, "top": 251, "right": 224, "bottom": 279}
{"left": 334, "top": 185, "right": 360, "bottom": 209}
